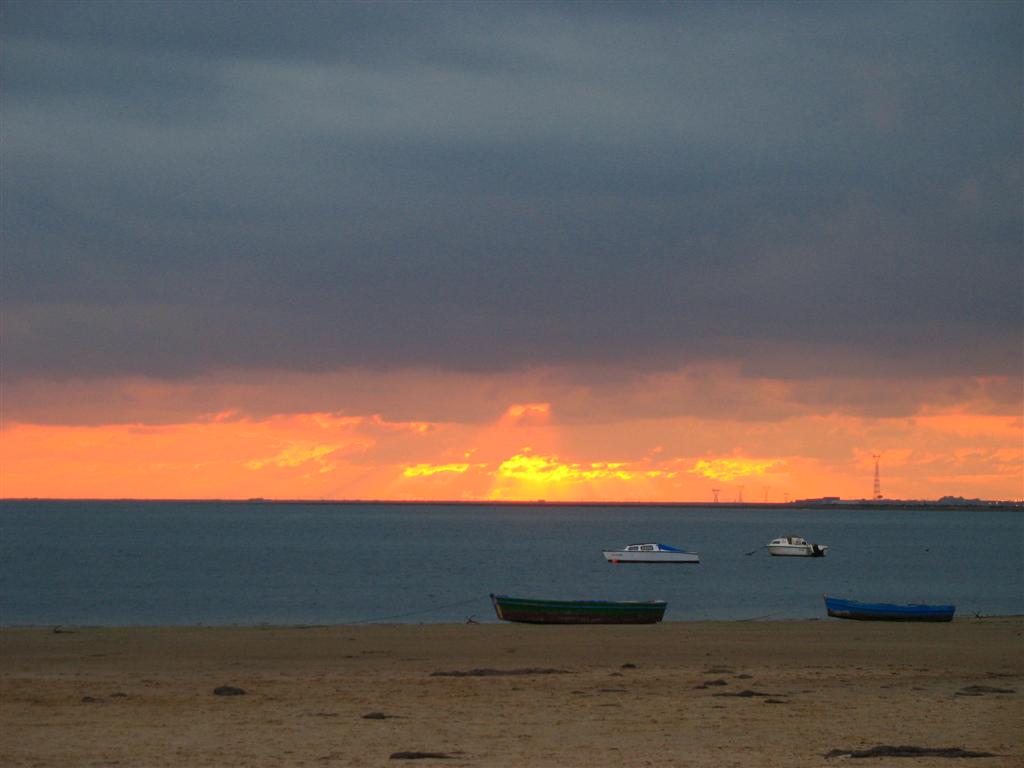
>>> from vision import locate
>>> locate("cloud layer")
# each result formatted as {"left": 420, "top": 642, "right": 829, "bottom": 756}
{"left": 4, "top": 1, "right": 1021, "bottom": 382}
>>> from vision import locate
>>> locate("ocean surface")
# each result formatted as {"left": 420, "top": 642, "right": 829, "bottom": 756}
{"left": 1, "top": 501, "right": 1021, "bottom": 626}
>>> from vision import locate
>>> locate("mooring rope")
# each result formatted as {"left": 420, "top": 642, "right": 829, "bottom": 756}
{"left": 347, "top": 593, "right": 492, "bottom": 625}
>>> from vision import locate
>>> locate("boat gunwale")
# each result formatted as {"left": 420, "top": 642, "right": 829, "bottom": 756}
{"left": 491, "top": 594, "right": 667, "bottom": 609}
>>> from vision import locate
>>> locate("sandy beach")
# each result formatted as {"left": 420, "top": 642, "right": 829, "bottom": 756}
{"left": 2, "top": 618, "right": 1021, "bottom": 767}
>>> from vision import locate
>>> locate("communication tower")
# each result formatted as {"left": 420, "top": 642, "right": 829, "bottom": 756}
{"left": 872, "top": 454, "right": 882, "bottom": 500}
{"left": 737, "top": 486, "right": 744, "bottom": 503}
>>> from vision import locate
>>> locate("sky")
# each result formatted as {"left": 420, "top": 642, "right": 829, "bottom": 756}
{"left": 2, "top": 0, "right": 1021, "bottom": 502}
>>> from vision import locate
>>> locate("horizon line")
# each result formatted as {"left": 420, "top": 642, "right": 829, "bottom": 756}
{"left": 2, "top": 497, "right": 1021, "bottom": 508}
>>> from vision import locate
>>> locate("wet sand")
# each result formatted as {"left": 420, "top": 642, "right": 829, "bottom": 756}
{"left": 2, "top": 618, "right": 1021, "bottom": 766}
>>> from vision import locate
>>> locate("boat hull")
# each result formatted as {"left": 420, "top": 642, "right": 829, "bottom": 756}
{"left": 602, "top": 550, "right": 699, "bottom": 564}
{"left": 824, "top": 595, "right": 954, "bottom": 622}
{"left": 767, "top": 544, "right": 827, "bottom": 557}
{"left": 490, "top": 594, "right": 667, "bottom": 624}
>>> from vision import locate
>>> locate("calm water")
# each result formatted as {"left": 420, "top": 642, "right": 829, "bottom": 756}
{"left": 1, "top": 501, "right": 1021, "bottom": 625}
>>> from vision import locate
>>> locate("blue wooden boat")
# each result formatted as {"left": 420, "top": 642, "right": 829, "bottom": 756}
{"left": 491, "top": 594, "right": 667, "bottom": 624}
{"left": 824, "top": 595, "right": 955, "bottom": 622}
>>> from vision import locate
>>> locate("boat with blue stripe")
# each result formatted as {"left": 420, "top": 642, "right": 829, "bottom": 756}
{"left": 602, "top": 543, "right": 699, "bottom": 564}
{"left": 824, "top": 595, "right": 955, "bottom": 622}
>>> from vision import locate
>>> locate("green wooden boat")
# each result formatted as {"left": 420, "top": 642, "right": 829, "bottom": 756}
{"left": 490, "top": 594, "right": 667, "bottom": 624}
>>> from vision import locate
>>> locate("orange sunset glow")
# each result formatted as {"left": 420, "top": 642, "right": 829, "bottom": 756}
{"left": 3, "top": 369, "right": 1020, "bottom": 502}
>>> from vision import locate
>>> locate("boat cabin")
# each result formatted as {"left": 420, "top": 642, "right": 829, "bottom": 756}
{"left": 771, "top": 536, "right": 808, "bottom": 546}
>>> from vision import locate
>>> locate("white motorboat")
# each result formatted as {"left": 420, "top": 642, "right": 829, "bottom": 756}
{"left": 766, "top": 536, "right": 827, "bottom": 557}
{"left": 602, "top": 543, "right": 700, "bottom": 564}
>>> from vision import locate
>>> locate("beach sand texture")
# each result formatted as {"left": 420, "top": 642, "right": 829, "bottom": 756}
{"left": 2, "top": 619, "right": 1021, "bottom": 766}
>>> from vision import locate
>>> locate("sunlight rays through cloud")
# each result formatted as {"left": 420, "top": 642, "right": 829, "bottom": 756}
{"left": 688, "top": 458, "right": 786, "bottom": 482}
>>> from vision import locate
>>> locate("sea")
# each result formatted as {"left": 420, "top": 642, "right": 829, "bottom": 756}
{"left": 1, "top": 500, "right": 1021, "bottom": 626}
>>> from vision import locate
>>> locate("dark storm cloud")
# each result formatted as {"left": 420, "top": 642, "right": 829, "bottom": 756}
{"left": 3, "top": 0, "right": 1021, "bottom": 381}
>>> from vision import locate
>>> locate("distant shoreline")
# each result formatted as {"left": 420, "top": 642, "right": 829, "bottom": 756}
{"left": 2, "top": 497, "right": 1021, "bottom": 510}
